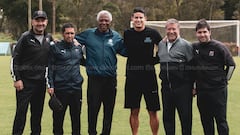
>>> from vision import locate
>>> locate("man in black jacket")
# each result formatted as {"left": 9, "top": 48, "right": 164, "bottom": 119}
{"left": 47, "top": 23, "right": 84, "bottom": 135}
{"left": 10, "top": 10, "right": 53, "bottom": 135}
{"left": 192, "top": 19, "right": 235, "bottom": 135}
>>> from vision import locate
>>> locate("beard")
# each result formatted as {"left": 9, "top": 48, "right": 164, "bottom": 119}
{"left": 33, "top": 26, "right": 45, "bottom": 34}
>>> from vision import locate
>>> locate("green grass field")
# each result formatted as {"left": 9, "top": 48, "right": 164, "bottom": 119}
{"left": 0, "top": 56, "right": 239, "bottom": 135}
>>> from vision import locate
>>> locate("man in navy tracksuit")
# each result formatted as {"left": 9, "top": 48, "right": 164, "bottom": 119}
{"left": 192, "top": 19, "right": 235, "bottom": 135}
{"left": 75, "top": 10, "right": 126, "bottom": 135}
{"left": 47, "top": 23, "right": 84, "bottom": 135}
{"left": 10, "top": 10, "right": 53, "bottom": 135}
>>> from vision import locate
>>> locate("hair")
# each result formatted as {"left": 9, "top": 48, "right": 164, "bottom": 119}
{"left": 132, "top": 7, "right": 146, "bottom": 16}
{"left": 96, "top": 10, "right": 112, "bottom": 22}
{"left": 195, "top": 19, "right": 211, "bottom": 31}
{"left": 165, "top": 18, "right": 180, "bottom": 28}
{"left": 61, "top": 23, "right": 75, "bottom": 33}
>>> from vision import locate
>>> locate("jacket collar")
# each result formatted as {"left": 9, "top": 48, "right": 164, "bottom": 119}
{"left": 94, "top": 28, "right": 113, "bottom": 36}
{"left": 167, "top": 36, "right": 180, "bottom": 44}
{"left": 61, "top": 40, "right": 74, "bottom": 48}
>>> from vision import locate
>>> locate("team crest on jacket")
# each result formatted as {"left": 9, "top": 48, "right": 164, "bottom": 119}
{"left": 75, "top": 48, "right": 79, "bottom": 52}
{"left": 108, "top": 39, "right": 113, "bottom": 46}
{"left": 209, "top": 51, "right": 214, "bottom": 56}
{"left": 46, "top": 38, "right": 50, "bottom": 42}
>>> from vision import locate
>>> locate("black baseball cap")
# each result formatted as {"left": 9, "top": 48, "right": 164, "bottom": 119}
{"left": 133, "top": 7, "right": 145, "bottom": 14}
{"left": 32, "top": 10, "right": 47, "bottom": 19}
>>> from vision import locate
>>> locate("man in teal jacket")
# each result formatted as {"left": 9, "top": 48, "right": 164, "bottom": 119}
{"left": 75, "top": 10, "right": 126, "bottom": 135}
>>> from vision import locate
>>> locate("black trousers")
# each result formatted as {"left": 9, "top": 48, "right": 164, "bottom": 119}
{"left": 161, "top": 82, "right": 193, "bottom": 135}
{"left": 87, "top": 76, "right": 117, "bottom": 135}
{"left": 197, "top": 87, "right": 229, "bottom": 135}
{"left": 53, "top": 91, "right": 82, "bottom": 135}
{"left": 12, "top": 79, "right": 46, "bottom": 135}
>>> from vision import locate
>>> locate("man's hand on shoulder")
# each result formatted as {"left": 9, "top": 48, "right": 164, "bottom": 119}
{"left": 73, "top": 39, "right": 81, "bottom": 46}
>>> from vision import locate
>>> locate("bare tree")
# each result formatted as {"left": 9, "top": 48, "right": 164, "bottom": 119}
{"left": 39, "top": 0, "right": 42, "bottom": 10}
{"left": 28, "top": 0, "right": 31, "bottom": 30}
{"left": 52, "top": 0, "right": 56, "bottom": 34}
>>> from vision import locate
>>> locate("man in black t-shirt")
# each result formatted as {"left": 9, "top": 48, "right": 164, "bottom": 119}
{"left": 124, "top": 7, "right": 162, "bottom": 135}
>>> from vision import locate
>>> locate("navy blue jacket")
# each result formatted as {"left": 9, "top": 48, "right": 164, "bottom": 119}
{"left": 47, "top": 40, "right": 84, "bottom": 92}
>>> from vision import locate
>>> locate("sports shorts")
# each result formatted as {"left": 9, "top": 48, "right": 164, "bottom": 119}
{"left": 124, "top": 75, "right": 160, "bottom": 111}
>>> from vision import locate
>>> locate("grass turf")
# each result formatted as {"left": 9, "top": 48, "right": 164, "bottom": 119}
{"left": 0, "top": 56, "right": 239, "bottom": 134}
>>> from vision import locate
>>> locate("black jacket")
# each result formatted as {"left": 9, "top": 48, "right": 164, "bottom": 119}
{"left": 47, "top": 40, "right": 84, "bottom": 91}
{"left": 11, "top": 30, "right": 53, "bottom": 81}
{"left": 192, "top": 40, "right": 236, "bottom": 89}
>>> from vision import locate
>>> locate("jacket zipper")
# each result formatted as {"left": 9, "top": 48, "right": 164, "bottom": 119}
{"left": 166, "top": 62, "right": 172, "bottom": 90}
{"left": 70, "top": 47, "right": 73, "bottom": 87}
{"left": 166, "top": 42, "right": 172, "bottom": 90}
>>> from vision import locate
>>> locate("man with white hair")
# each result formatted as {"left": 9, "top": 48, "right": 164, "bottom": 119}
{"left": 75, "top": 10, "right": 126, "bottom": 135}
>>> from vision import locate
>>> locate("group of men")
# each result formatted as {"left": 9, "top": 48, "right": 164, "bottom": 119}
{"left": 10, "top": 7, "right": 235, "bottom": 135}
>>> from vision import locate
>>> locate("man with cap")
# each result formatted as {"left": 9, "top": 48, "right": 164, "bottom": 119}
{"left": 10, "top": 10, "right": 53, "bottom": 135}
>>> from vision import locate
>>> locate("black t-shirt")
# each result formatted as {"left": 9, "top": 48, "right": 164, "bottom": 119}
{"left": 124, "top": 27, "right": 162, "bottom": 78}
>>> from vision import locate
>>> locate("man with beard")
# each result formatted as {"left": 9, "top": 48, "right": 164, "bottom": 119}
{"left": 11, "top": 10, "right": 53, "bottom": 135}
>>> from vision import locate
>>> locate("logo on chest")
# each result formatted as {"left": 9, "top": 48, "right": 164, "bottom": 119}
{"left": 30, "top": 39, "right": 36, "bottom": 43}
{"left": 144, "top": 37, "right": 152, "bottom": 43}
{"left": 61, "top": 49, "right": 66, "bottom": 53}
{"left": 195, "top": 49, "right": 199, "bottom": 54}
{"left": 75, "top": 48, "right": 79, "bottom": 53}
{"left": 209, "top": 50, "right": 214, "bottom": 56}
{"left": 107, "top": 39, "right": 113, "bottom": 46}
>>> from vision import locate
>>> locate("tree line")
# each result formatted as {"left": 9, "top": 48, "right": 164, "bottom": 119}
{"left": 0, "top": 0, "right": 240, "bottom": 39}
